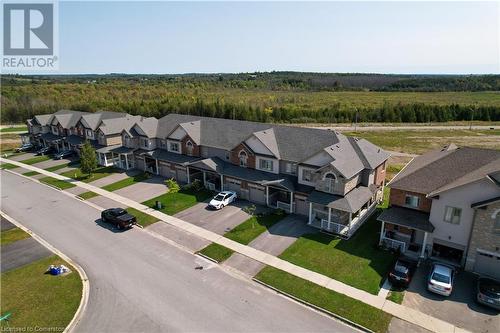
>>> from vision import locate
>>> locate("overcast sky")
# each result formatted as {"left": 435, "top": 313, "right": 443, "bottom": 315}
{"left": 9, "top": 1, "right": 500, "bottom": 74}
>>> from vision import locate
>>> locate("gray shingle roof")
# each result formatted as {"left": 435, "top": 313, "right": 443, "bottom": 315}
{"left": 53, "top": 110, "right": 90, "bottom": 129}
{"left": 34, "top": 114, "right": 53, "bottom": 126}
{"left": 389, "top": 145, "right": 500, "bottom": 195}
{"left": 81, "top": 111, "right": 126, "bottom": 130}
{"left": 377, "top": 206, "right": 434, "bottom": 232}
{"left": 99, "top": 115, "right": 142, "bottom": 135}
{"left": 307, "top": 185, "right": 376, "bottom": 213}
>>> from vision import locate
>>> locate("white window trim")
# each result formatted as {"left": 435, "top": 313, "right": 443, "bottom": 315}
{"left": 443, "top": 206, "right": 462, "bottom": 225}
{"left": 299, "top": 166, "right": 316, "bottom": 186}
{"left": 405, "top": 194, "right": 420, "bottom": 209}
{"left": 239, "top": 150, "right": 248, "bottom": 167}
{"left": 167, "top": 140, "right": 181, "bottom": 154}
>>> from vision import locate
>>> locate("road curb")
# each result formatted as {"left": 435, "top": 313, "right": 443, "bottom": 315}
{"left": 0, "top": 211, "right": 90, "bottom": 333}
{"left": 195, "top": 252, "right": 220, "bottom": 264}
{"left": 252, "top": 277, "right": 373, "bottom": 333}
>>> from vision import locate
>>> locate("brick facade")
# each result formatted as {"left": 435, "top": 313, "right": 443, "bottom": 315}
{"left": 465, "top": 200, "right": 500, "bottom": 270}
{"left": 374, "top": 161, "right": 386, "bottom": 186}
{"left": 389, "top": 188, "right": 432, "bottom": 212}
{"left": 181, "top": 135, "right": 200, "bottom": 157}
{"left": 230, "top": 143, "right": 255, "bottom": 168}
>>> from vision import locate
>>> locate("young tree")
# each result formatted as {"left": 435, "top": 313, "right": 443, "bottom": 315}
{"left": 80, "top": 140, "right": 98, "bottom": 177}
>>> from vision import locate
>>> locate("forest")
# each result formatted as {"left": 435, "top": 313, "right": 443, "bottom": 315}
{"left": 1, "top": 73, "right": 499, "bottom": 124}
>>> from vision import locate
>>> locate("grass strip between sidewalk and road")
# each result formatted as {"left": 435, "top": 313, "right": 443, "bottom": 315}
{"left": 198, "top": 243, "right": 234, "bottom": 263}
{"left": 39, "top": 176, "right": 76, "bottom": 190}
{"left": 0, "top": 255, "right": 82, "bottom": 330}
{"left": 125, "top": 207, "right": 159, "bottom": 227}
{"left": 255, "top": 266, "right": 392, "bottom": 333}
{"left": 1, "top": 227, "right": 30, "bottom": 246}
{"left": 0, "top": 163, "right": 19, "bottom": 170}
{"left": 22, "top": 171, "right": 40, "bottom": 177}
{"left": 386, "top": 288, "right": 405, "bottom": 305}
{"left": 19, "top": 155, "right": 51, "bottom": 165}
{"left": 78, "top": 191, "right": 99, "bottom": 200}
{"left": 101, "top": 172, "right": 149, "bottom": 192}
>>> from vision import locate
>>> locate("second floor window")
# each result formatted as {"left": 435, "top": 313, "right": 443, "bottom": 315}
{"left": 86, "top": 129, "right": 93, "bottom": 138}
{"left": 285, "top": 163, "right": 297, "bottom": 174}
{"left": 143, "top": 139, "right": 149, "bottom": 148}
{"left": 239, "top": 151, "right": 247, "bottom": 167}
{"left": 302, "top": 169, "right": 313, "bottom": 182}
{"left": 186, "top": 141, "right": 194, "bottom": 156}
{"left": 494, "top": 215, "right": 500, "bottom": 234}
{"left": 405, "top": 195, "right": 420, "bottom": 208}
{"left": 169, "top": 142, "right": 179, "bottom": 152}
{"left": 444, "top": 206, "right": 461, "bottom": 224}
{"left": 259, "top": 159, "right": 273, "bottom": 171}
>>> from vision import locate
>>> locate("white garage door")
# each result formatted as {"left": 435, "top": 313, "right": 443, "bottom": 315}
{"left": 225, "top": 178, "right": 241, "bottom": 195}
{"left": 474, "top": 250, "right": 500, "bottom": 280}
{"left": 249, "top": 184, "right": 266, "bottom": 205}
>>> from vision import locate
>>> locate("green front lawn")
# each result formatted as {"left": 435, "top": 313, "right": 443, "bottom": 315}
{"left": 198, "top": 243, "right": 234, "bottom": 263}
{"left": 255, "top": 266, "right": 392, "bottom": 333}
{"left": 19, "top": 155, "right": 51, "bottom": 165}
{"left": 45, "top": 161, "right": 79, "bottom": 172}
{"left": 0, "top": 163, "right": 19, "bottom": 170}
{"left": 0, "top": 255, "right": 82, "bottom": 330}
{"left": 1, "top": 228, "right": 30, "bottom": 246}
{"left": 39, "top": 177, "right": 76, "bottom": 190}
{"left": 0, "top": 126, "right": 27, "bottom": 133}
{"left": 224, "top": 212, "right": 285, "bottom": 245}
{"left": 22, "top": 171, "right": 40, "bottom": 177}
{"left": 102, "top": 172, "right": 149, "bottom": 191}
{"left": 278, "top": 217, "right": 396, "bottom": 295}
{"left": 78, "top": 191, "right": 99, "bottom": 200}
{"left": 60, "top": 166, "right": 117, "bottom": 183}
{"left": 125, "top": 207, "right": 158, "bottom": 227}
{"left": 142, "top": 188, "right": 212, "bottom": 215}
{"left": 387, "top": 289, "right": 405, "bottom": 304}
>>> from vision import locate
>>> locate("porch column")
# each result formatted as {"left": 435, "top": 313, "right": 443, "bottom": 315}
{"left": 203, "top": 172, "right": 207, "bottom": 187}
{"left": 186, "top": 167, "right": 190, "bottom": 184}
{"left": 328, "top": 207, "right": 332, "bottom": 223}
{"left": 155, "top": 159, "right": 159, "bottom": 175}
{"left": 378, "top": 221, "right": 385, "bottom": 245}
{"left": 308, "top": 202, "right": 313, "bottom": 224}
{"left": 348, "top": 213, "right": 352, "bottom": 228}
{"left": 289, "top": 192, "right": 294, "bottom": 214}
{"left": 265, "top": 186, "right": 269, "bottom": 206}
{"left": 220, "top": 175, "right": 224, "bottom": 191}
{"left": 125, "top": 154, "right": 129, "bottom": 169}
{"left": 103, "top": 154, "right": 107, "bottom": 166}
{"left": 420, "top": 232, "right": 428, "bottom": 258}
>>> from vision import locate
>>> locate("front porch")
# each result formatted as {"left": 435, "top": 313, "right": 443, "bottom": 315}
{"left": 186, "top": 158, "right": 225, "bottom": 192}
{"left": 306, "top": 187, "right": 378, "bottom": 239}
{"left": 267, "top": 186, "right": 294, "bottom": 213}
{"left": 377, "top": 206, "right": 434, "bottom": 259}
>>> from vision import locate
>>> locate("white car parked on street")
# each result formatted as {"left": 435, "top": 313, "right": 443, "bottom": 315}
{"left": 208, "top": 191, "right": 237, "bottom": 210}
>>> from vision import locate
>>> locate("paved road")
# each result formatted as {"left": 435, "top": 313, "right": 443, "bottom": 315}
{"left": 0, "top": 171, "right": 356, "bottom": 333}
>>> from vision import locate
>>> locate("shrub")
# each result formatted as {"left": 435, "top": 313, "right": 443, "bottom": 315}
{"left": 165, "top": 178, "right": 180, "bottom": 193}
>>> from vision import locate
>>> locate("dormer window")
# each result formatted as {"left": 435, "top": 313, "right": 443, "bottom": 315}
{"left": 186, "top": 141, "right": 194, "bottom": 156}
{"left": 239, "top": 151, "right": 247, "bottom": 167}
{"left": 323, "top": 172, "right": 337, "bottom": 192}
{"left": 169, "top": 141, "right": 179, "bottom": 153}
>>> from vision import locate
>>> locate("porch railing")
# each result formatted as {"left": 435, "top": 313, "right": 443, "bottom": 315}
{"left": 381, "top": 236, "right": 407, "bottom": 253}
{"left": 276, "top": 201, "right": 292, "bottom": 212}
{"left": 206, "top": 181, "right": 216, "bottom": 191}
{"left": 319, "top": 219, "right": 349, "bottom": 236}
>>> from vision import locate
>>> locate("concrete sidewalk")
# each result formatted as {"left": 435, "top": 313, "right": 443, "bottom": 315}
{"left": 1, "top": 157, "right": 471, "bottom": 333}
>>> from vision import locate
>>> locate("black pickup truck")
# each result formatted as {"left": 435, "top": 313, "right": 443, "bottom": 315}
{"left": 101, "top": 208, "right": 137, "bottom": 230}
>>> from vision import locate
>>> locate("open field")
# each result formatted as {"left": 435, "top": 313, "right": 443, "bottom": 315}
{"left": 344, "top": 128, "right": 500, "bottom": 154}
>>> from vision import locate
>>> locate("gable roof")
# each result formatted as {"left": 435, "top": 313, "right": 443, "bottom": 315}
{"left": 34, "top": 114, "right": 53, "bottom": 126}
{"left": 99, "top": 115, "right": 142, "bottom": 135}
{"left": 80, "top": 111, "right": 126, "bottom": 130}
{"left": 52, "top": 110, "right": 89, "bottom": 129}
{"left": 179, "top": 120, "right": 201, "bottom": 144}
{"left": 389, "top": 145, "right": 500, "bottom": 195}
{"left": 252, "top": 128, "right": 281, "bottom": 158}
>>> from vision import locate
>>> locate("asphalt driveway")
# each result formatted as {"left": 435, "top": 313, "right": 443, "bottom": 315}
{"left": 114, "top": 175, "right": 167, "bottom": 202}
{"left": 174, "top": 199, "right": 268, "bottom": 235}
{"left": 401, "top": 262, "right": 499, "bottom": 333}
{"left": 1, "top": 237, "right": 52, "bottom": 272}
{"left": 224, "top": 215, "right": 315, "bottom": 276}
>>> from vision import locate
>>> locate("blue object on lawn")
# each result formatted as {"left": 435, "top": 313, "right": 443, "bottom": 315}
{"left": 49, "top": 266, "right": 62, "bottom": 275}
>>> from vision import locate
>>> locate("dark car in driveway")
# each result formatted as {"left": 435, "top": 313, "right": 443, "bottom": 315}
{"left": 36, "top": 146, "right": 55, "bottom": 156}
{"left": 388, "top": 257, "right": 417, "bottom": 288}
{"left": 15, "top": 143, "right": 34, "bottom": 152}
{"left": 101, "top": 208, "right": 137, "bottom": 230}
{"left": 54, "top": 149, "right": 75, "bottom": 160}
{"left": 476, "top": 277, "right": 500, "bottom": 310}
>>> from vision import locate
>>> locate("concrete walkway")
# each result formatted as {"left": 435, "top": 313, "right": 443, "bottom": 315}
{"left": 0, "top": 157, "right": 471, "bottom": 333}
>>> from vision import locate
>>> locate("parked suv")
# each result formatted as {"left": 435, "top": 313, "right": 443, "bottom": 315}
{"left": 388, "top": 257, "right": 417, "bottom": 288}
{"left": 101, "top": 208, "right": 137, "bottom": 230}
{"left": 54, "top": 149, "right": 75, "bottom": 160}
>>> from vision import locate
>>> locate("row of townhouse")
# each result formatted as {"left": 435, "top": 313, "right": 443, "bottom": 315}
{"left": 378, "top": 144, "right": 500, "bottom": 279}
{"left": 25, "top": 110, "right": 390, "bottom": 239}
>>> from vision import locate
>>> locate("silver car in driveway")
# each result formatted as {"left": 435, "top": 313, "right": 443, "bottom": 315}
{"left": 477, "top": 277, "right": 500, "bottom": 310}
{"left": 427, "top": 263, "right": 455, "bottom": 296}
